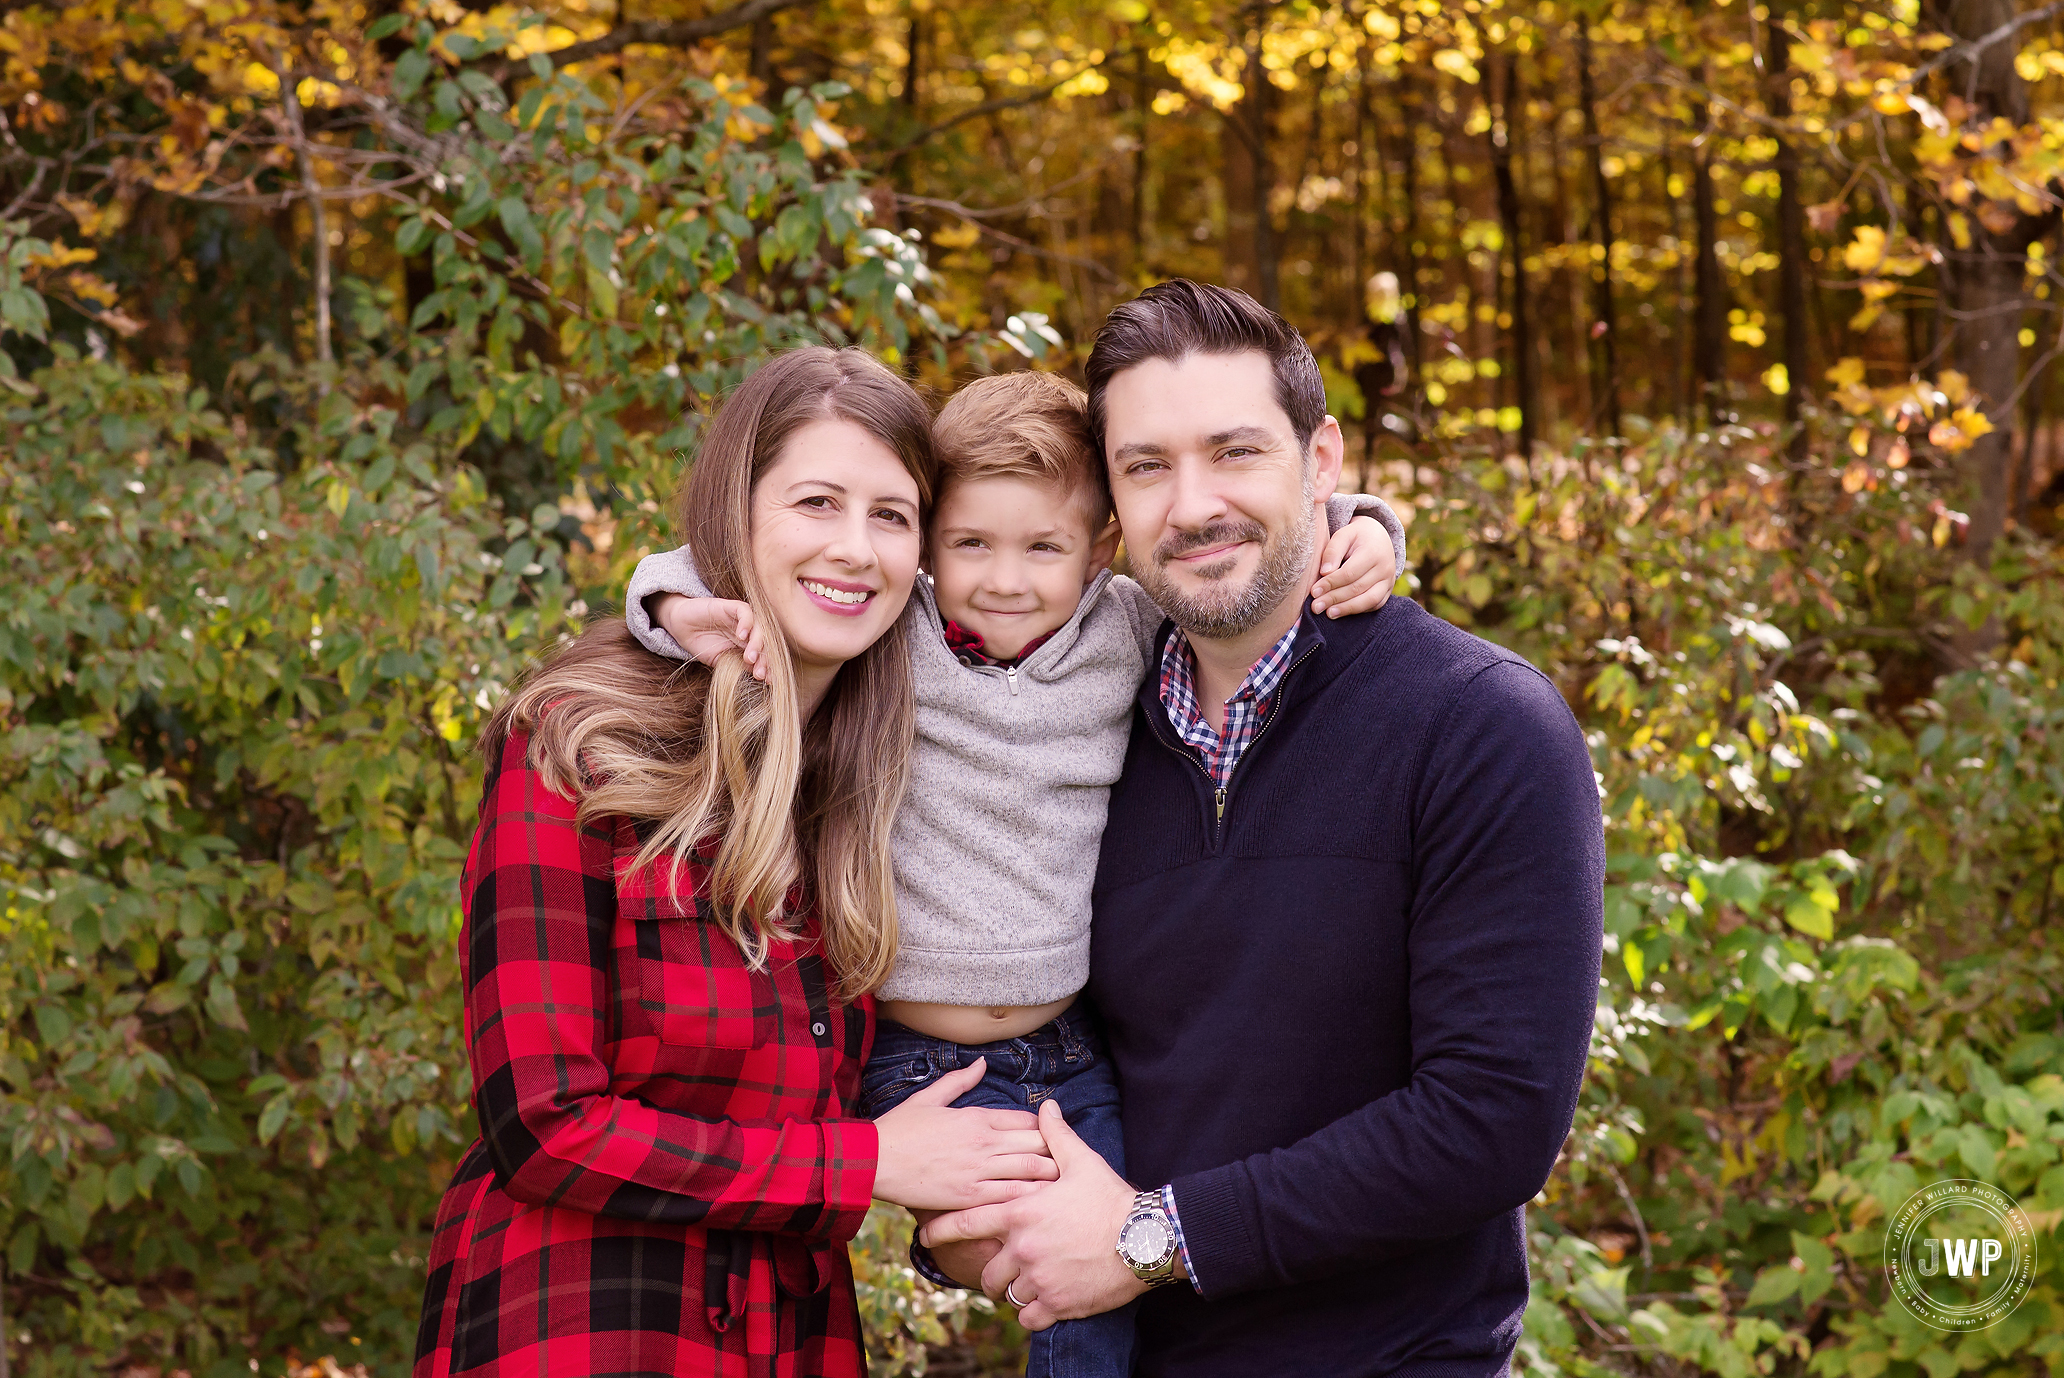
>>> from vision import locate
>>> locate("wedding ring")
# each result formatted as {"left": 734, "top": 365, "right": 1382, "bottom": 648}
{"left": 1005, "top": 1280, "right": 1027, "bottom": 1309}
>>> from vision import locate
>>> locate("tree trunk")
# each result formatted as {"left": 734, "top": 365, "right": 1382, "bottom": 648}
{"left": 1690, "top": 89, "right": 1728, "bottom": 425}
{"left": 901, "top": 5, "right": 921, "bottom": 107}
{"left": 1133, "top": 46, "right": 1150, "bottom": 266}
{"left": 1578, "top": 24, "right": 1621, "bottom": 436}
{"left": 1766, "top": 12, "right": 1810, "bottom": 463}
{"left": 1225, "top": 37, "right": 1281, "bottom": 311}
{"left": 1488, "top": 50, "right": 1537, "bottom": 459}
{"left": 1941, "top": 0, "right": 2044, "bottom": 591}
{"left": 1397, "top": 73, "right": 1424, "bottom": 385}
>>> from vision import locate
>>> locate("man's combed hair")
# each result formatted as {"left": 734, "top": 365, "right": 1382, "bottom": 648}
{"left": 931, "top": 370, "right": 1110, "bottom": 528}
{"left": 1084, "top": 279, "right": 1327, "bottom": 456}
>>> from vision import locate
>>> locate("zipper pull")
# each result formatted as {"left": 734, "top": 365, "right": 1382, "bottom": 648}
{"left": 1006, "top": 665, "right": 1020, "bottom": 695}
{"left": 1215, "top": 787, "right": 1225, "bottom": 820}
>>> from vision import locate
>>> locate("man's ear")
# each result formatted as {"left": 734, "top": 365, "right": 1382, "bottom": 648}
{"left": 1085, "top": 517, "right": 1122, "bottom": 585}
{"left": 1310, "top": 416, "right": 1346, "bottom": 504}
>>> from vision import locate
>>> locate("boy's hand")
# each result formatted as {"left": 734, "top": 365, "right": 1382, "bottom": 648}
{"left": 1311, "top": 515, "right": 1398, "bottom": 618}
{"left": 649, "top": 593, "right": 767, "bottom": 680}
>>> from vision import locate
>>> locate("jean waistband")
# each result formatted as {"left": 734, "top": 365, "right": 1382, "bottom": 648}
{"left": 875, "top": 1000, "right": 1098, "bottom": 1059}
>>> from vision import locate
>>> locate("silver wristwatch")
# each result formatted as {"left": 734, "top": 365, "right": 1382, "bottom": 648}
{"left": 1116, "top": 1189, "right": 1180, "bottom": 1287}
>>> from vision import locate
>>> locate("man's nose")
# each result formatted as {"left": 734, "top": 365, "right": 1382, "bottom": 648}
{"left": 1164, "top": 457, "right": 1228, "bottom": 532}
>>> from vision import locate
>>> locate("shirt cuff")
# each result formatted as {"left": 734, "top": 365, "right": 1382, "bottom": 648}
{"left": 1161, "top": 1183, "right": 1204, "bottom": 1293}
{"left": 908, "top": 1235, "right": 961, "bottom": 1288}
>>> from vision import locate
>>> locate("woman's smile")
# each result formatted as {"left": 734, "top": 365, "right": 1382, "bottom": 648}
{"left": 800, "top": 576, "right": 878, "bottom": 613}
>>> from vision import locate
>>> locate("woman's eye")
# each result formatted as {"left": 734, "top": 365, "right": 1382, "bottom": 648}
{"left": 800, "top": 495, "right": 834, "bottom": 510}
{"left": 875, "top": 508, "right": 911, "bottom": 526}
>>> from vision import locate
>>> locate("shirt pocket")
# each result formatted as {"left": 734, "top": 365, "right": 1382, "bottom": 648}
{"left": 635, "top": 914, "right": 779, "bottom": 1051}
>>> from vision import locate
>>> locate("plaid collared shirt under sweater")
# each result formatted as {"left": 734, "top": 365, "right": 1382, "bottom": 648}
{"left": 1152, "top": 618, "right": 1300, "bottom": 1291}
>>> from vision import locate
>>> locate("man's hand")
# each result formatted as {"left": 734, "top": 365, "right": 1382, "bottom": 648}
{"left": 919, "top": 1099, "right": 1150, "bottom": 1331}
{"left": 648, "top": 592, "right": 767, "bottom": 680}
{"left": 910, "top": 1208, "right": 1003, "bottom": 1290}
{"left": 1310, "top": 513, "right": 1398, "bottom": 618}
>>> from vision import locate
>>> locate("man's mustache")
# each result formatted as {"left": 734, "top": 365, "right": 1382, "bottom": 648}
{"left": 1155, "top": 521, "right": 1266, "bottom": 566}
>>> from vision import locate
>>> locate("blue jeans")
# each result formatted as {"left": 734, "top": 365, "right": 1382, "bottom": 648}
{"left": 860, "top": 1003, "right": 1138, "bottom": 1378}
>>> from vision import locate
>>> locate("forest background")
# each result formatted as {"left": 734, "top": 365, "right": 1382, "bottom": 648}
{"left": 2, "top": 0, "right": 2063, "bottom": 1374}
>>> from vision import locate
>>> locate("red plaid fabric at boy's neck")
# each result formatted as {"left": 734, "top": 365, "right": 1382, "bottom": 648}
{"left": 941, "top": 617, "right": 1056, "bottom": 668}
{"left": 413, "top": 732, "right": 878, "bottom": 1378}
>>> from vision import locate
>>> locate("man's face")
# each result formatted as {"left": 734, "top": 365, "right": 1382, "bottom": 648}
{"left": 1102, "top": 350, "right": 1342, "bottom": 640}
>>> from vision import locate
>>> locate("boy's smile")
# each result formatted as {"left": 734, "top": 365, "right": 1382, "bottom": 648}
{"left": 928, "top": 475, "right": 1114, "bottom": 662}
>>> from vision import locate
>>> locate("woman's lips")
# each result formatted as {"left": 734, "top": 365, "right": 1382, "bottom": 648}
{"left": 800, "top": 577, "right": 876, "bottom": 616}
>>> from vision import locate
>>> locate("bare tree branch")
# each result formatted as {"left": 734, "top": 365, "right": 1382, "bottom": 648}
{"left": 488, "top": 0, "right": 816, "bottom": 82}
{"left": 887, "top": 68, "right": 1097, "bottom": 154}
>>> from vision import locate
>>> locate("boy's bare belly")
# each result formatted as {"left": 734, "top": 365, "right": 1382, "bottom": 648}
{"left": 878, "top": 994, "right": 1077, "bottom": 1044}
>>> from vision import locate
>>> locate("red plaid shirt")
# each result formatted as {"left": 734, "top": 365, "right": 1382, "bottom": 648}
{"left": 414, "top": 732, "right": 876, "bottom": 1378}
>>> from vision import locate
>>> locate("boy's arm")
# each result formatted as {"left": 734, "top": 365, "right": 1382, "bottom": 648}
{"left": 626, "top": 546, "right": 715, "bottom": 661}
{"left": 1328, "top": 492, "right": 1409, "bottom": 576}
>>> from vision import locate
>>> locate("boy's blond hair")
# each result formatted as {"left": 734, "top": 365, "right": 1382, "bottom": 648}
{"left": 930, "top": 371, "right": 1111, "bottom": 532}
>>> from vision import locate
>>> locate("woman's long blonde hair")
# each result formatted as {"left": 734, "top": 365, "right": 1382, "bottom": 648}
{"left": 487, "top": 347, "right": 935, "bottom": 1000}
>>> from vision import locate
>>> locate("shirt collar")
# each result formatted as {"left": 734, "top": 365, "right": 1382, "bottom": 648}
{"left": 1158, "top": 618, "right": 1302, "bottom": 714}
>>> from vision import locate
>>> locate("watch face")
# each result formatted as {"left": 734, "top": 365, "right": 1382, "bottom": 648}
{"left": 1121, "top": 1215, "right": 1173, "bottom": 1265}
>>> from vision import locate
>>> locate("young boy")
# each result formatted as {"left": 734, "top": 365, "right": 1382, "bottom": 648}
{"left": 624, "top": 370, "right": 1406, "bottom": 1376}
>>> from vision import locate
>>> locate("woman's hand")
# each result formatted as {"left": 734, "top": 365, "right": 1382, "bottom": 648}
{"left": 872, "top": 1058, "right": 1060, "bottom": 1211}
{"left": 650, "top": 592, "right": 767, "bottom": 680}
{"left": 1310, "top": 513, "right": 1399, "bottom": 617}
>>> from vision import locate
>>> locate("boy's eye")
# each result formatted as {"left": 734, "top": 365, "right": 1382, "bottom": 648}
{"left": 1030, "top": 542, "right": 1061, "bottom": 553}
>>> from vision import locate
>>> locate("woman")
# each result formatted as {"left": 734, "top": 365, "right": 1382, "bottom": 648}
{"left": 414, "top": 348, "right": 1059, "bottom": 1378}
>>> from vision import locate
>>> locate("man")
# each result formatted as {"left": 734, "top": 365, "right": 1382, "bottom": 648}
{"left": 922, "top": 280, "right": 1605, "bottom": 1376}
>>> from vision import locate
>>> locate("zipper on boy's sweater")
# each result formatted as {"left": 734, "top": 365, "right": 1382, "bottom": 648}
{"left": 969, "top": 663, "right": 1021, "bottom": 695}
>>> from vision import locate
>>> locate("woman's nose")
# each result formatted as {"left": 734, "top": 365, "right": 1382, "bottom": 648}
{"left": 821, "top": 510, "right": 879, "bottom": 568}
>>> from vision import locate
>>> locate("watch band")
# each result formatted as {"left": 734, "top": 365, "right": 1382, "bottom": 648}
{"left": 1118, "top": 1189, "right": 1180, "bottom": 1286}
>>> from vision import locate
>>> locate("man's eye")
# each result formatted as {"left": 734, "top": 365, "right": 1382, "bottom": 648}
{"left": 1221, "top": 447, "right": 1257, "bottom": 460}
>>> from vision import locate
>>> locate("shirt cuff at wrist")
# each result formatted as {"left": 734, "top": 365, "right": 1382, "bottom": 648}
{"left": 1160, "top": 1184, "right": 1204, "bottom": 1294}
{"left": 908, "top": 1235, "right": 961, "bottom": 1289}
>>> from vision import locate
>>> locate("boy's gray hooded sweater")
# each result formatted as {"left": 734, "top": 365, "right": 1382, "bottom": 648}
{"left": 626, "top": 493, "right": 1406, "bottom": 1007}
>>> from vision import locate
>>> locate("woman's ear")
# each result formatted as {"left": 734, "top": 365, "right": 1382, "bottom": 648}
{"left": 1084, "top": 517, "right": 1122, "bottom": 585}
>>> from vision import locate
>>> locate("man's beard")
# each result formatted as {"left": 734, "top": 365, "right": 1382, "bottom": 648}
{"left": 1135, "top": 479, "right": 1317, "bottom": 640}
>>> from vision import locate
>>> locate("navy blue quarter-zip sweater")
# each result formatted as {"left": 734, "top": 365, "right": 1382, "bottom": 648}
{"left": 1088, "top": 596, "right": 1605, "bottom": 1378}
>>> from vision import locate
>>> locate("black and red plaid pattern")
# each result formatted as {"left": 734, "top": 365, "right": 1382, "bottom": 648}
{"left": 413, "top": 732, "right": 878, "bottom": 1378}
{"left": 940, "top": 617, "right": 1056, "bottom": 668}
{"left": 1156, "top": 622, "right": 1300, "bottom": 791}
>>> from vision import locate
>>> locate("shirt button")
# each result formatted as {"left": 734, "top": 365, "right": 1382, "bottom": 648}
{"left": 811, "top": 1021, "right": 827, "bottom": 1037}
